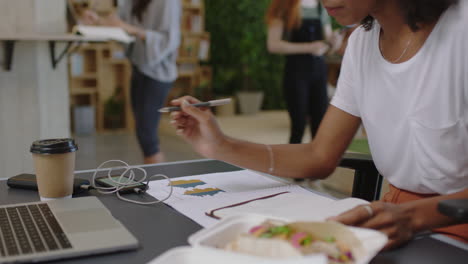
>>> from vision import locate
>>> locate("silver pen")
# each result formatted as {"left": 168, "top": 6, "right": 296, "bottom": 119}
{"left": 158, "top": 98, "right": 232, "bottom": 113}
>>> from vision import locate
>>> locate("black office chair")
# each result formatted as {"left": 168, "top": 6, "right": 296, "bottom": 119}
{"left": 339, "top": 152, "right": 383, "bottom": 202}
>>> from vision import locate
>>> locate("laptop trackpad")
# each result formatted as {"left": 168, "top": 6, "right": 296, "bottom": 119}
{"left": 56, "top": 208, "right": 121, "bottom": 234}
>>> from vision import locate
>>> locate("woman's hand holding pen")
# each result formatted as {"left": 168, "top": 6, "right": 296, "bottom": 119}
{"left": 169, "top": 96, "right": 226, "bottom": 159}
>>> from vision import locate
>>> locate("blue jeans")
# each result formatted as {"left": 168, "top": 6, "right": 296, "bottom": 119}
{"left": 131, "top": 66, "right": 172, "bottom": 157}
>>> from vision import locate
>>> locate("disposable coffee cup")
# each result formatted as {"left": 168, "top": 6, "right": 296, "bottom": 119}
{"left": 30, "top": 138, "right": 78, "bottom": 201}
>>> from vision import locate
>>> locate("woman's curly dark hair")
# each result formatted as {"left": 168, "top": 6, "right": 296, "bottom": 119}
{"left": 361, "top": 0, "right": 459, "bottom": 31}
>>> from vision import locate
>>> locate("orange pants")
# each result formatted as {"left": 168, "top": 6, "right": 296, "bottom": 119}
{"left": 382, "top": 185, "right": 468, "bottom": 242}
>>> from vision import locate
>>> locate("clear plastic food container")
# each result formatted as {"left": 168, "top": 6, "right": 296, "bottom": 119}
{"left": 149, "top": 214, "right": 387, "bottom": 264}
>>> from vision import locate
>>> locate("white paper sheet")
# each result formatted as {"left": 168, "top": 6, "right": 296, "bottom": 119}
{"left": 73, "top": 25, "right": 135, "bottom": 43}
{"left": 210, "top": 193, "right": 369, "bottom": 221}
{"left": 146, "top": 170, "right": 369, "bottom": 228}
{"left": 146, "top": 170, "right": 319, "bottom": 227}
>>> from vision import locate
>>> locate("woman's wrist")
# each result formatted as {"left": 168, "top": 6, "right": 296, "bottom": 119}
{"left": 134, "top": 28, "right": 146, "bottom": 40}
{"left": 323, "top": 40, "right": 333, "bottom": 51}
{"left": 210, "top": 135, "right": 234, "bottom": 160}
{"left": 402, "top": 197, "right": 458, "bottom": 234}
{"left": 400, "top": 203, "right": 425, "bottom": 234}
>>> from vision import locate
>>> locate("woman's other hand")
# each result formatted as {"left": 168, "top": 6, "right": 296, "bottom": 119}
{"left": 328, "top": 30, "right": 345, "bottom": 53}
{"left": 80, "top": 10, "right": 123, "bottom": 28}
{"left": 99, "top": 13, "right": 146, "bottom": 40}
{"left": 98, "top": 13, "right": 124, "bottom": 27}
{"left": 328, "top": 202, "right": 415, "bottom": 250}
{"left": 80, "top": 9, "right": 100, "bottom": 25}
{"left": 169, "top": 96, "right": 226, "bottom": 159}
{"left": 309, "top": 41, "right": 330, "bottom": 56}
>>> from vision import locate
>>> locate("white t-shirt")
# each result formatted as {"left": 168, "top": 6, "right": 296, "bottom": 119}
{"left": 330, "top": 2, "right": 468, "bottom": 195}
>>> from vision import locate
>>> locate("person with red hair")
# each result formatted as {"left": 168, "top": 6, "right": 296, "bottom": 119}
{"left": 266, "top": 0, "right": 333, "bottom": 144}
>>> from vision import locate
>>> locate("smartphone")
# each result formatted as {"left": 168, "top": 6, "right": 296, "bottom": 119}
{"left": 7, "top": 173, "right": 90, "bottom": 194}
{"left": 95, "top": 175, "right": 148, "bottom": 194}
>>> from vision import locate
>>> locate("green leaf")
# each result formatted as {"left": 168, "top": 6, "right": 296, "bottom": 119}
{"left": 205, "top": 0, "right": 285, "bottom": 109}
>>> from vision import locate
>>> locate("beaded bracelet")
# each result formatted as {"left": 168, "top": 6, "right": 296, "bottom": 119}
{"left": 265, "top": 144, "right": 274, "bottom": 174}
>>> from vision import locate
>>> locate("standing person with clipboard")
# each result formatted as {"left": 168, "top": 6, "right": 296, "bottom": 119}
{"left": 83, "top": 0, "right": 181, "bottom": 164}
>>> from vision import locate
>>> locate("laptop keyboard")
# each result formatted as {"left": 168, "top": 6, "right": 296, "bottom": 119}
{"left": 0, "top": 203, "right": 72, "bottom": 257}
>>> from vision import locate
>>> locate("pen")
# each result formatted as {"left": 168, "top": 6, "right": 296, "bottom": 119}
{"left": 158, "top": 98, "right": 232, "bottom": 113}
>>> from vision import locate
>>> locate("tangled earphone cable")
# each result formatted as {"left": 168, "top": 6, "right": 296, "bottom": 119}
{"left": 89, "top": 160, "right": 173, "bottom": 205}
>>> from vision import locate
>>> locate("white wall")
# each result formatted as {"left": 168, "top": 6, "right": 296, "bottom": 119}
{"left": 0, "top": 0, "right": 70, "bottom": 179}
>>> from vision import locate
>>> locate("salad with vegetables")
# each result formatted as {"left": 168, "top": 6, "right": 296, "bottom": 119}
{"left": 248, "top": 222, "right": 354, "bottom": 263}
{"left": 225, "top": 220, "right": 362, "bottom": 264}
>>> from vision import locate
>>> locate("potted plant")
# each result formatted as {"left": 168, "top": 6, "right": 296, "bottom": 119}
{"left": 104, "top": 87, "right": 124, "bottom": 129}
{"left": 206, "top": 0, "right": 285, "bottom": 112}
{"left": 236, "top": 65, "right": 264, "bottom": 115}
{"left": 236, "top": 20, "right": 266, "bottom": 115}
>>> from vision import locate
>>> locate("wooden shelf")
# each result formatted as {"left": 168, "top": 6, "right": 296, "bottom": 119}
{"left": 68, "top": 43, "right": 133, "bottom": 133}
{"left": 178, "top": 71, "right": 197, "bottom": 78}
{"left": 171, "top": 0, "right": 212, "bottom": 102}
{"left": 70, "top": 87, "right": 98, "bottom": 95}
{"left": 182, "top": 4, "right": 203, "bottom": 11}
{"left": 181, "top": 31, "right": 205, "bottom": 36}
{"left": 108, "top": 58, "right": 129, "bottom": 64}
{"left": 71, "top": 72, "right": 97, "bottom": 79}
{"left": 177, "top": 57, "right": 198, "bottom": 63}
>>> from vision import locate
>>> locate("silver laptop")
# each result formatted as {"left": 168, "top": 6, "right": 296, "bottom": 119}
{"left": 0, "top": 196, "right": 139, "bottom": 263}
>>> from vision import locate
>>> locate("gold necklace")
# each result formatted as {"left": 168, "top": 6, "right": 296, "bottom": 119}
{"left": 380, "top": 32, "right": 414, "bottom": 63}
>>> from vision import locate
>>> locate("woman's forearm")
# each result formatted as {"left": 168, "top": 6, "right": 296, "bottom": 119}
{"left": 211, "top": 107, "right": 359, "bottom": 179}
{"left": 405, "top": 188, "right": 468, "bottom": 233}
{"left": 96, "top": 11, "right": 147, "bottom": 40}
{"left": 267, "top": 19, "right": 326, "bottom": 55}
{"left": 268, "top": 40, "right": 322, "bottom": 55}
{"left": 213, "top": 136, "right": 335, "bottom": 179}
{"left": 172, "top": 103, "right": 359, "bottom": 180}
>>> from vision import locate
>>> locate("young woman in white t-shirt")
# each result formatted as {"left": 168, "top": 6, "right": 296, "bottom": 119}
{"left": 169, "top": 0, "right": 468, "bottom": 249}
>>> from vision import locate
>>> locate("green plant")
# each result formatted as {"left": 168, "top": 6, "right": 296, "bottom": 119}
{"left": 205, "top": 0, "right": 285, "bottom": 109}
{"left": 104, "top": 98, "right": 123, "bottom": 117}
{"left": 348, "top": 139, "right": 371, "bottom": 154}
{"left": 194, "top": 80, "right": 211, "bottom": 101}
{"left": 104, "top": 87, "right": 124, "bottom": 121}
{"left": 331, "top": 16, "right": 345, "bottom": 31}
